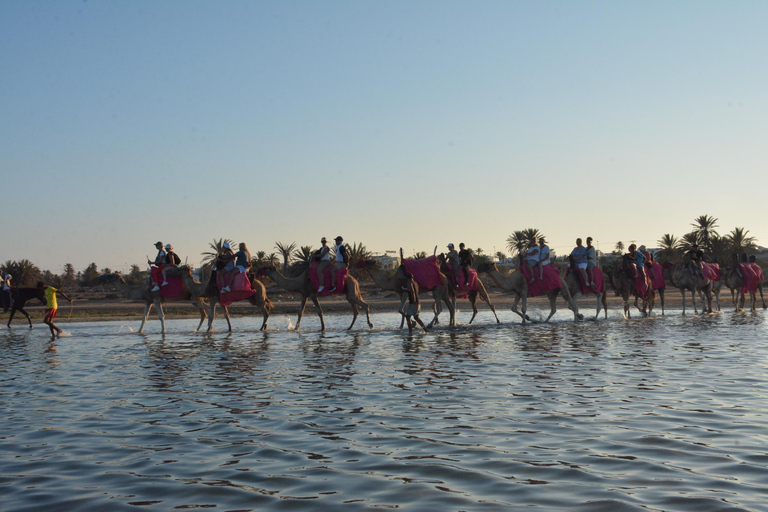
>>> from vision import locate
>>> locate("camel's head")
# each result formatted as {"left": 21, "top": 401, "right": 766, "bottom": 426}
{"left": 476, "top": 261, "right": 497, "bottom": 273}
{"left": 181, "top": 264, "right": 194, "bottom": 275}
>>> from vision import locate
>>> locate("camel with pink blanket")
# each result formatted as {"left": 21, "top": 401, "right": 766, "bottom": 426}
{"left": 563, "top": 266, "right": 608, "bottom": 320}
{"left": 477, "top": 262, "right": 580, "bottom": 323}
{"left": 436, "top": 254, "right": 500, "bottom": 325}
{"left": 257, "top": 265, "right": 372, "bottom": 331}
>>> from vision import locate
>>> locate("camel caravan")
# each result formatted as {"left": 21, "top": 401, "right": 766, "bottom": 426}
{"left": 7, "top": 223, "right": 764, "bottom": 333}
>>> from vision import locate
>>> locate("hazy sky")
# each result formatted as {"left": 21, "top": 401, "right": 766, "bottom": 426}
{"left": 2, "top": 1, "right": 766, "bottom": 273}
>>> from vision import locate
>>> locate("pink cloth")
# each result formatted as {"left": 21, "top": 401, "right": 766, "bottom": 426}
{"left": 521, "top": 264, "right": 561, "bottom": 297}
{"left": 702, "top": 262, "right": 721, "bottom": 281}
{"left": 442, "top": 266, "right": 479, "bottom": 299}
{"left": 740, "top": 263, "right": 764, "bottom": 294}
{"left": 634, "top": 268, "right": 650, "bottom": 299}
{"left": 150, "top": 266, "right": 185, "bottom": 299}
{"left": 648, "top": 261, "right": 666, "bottom": 291}
{"left": 566, "top": 267, "right": 605, "bottom": 294}
{"left": 309, "top": 262, "right": 347, "bottom": 296}
{"left": 403, "top": 256, "right": 445, "bottom": 290}
{"left": 217, "top": 270, "right": 256, "bottom": 307}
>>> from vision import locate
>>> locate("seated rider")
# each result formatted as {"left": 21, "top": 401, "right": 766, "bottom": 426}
{"left": 683, "top": 243, "right": 705, "bottom": 276}
{"left": 524, "top": 238, "right": 540, "bottom": 284}
{"left": 160, "top": 244, "right": 181, "bottom": 287}
{"left": 224, "top": 242, "right": 251, "bottom": 293}
{"left": 570, "top": 238, "right": 589, "bottom": 286}
{"left": 458, "top": 243, "right": 473, "bottom": 286}
{"left": 585, "top": 237, "right": 597, "bottom": 288}
{"left": 623, "top": 244, "right": 646, "bottom": 279}
{"left": 329, "top": 236, "right": 348, "bottom": 293}
{"left": 315, "top": 237, "right": 331, "bottom": 292}
{"left": 218, "top": 242, "right": 236, "bottom": 292}
{"left": 638, "top": 245, "right": 654, "bottom": 282}
{"left": 1, "top": 273, "right": 12, "bottom": 312}
{"left": 538, "top": 238, "right": 551, "bottom": 275}
{"left": 446, "top": 243, "right": 460, "bottom": 288}
{"left": 149, "top": 241, "right": 166, "bottom": 291}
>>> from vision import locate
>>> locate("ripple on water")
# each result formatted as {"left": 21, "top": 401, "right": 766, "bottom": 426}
{"left": 1, "top": 313, "right": 768, "bottom": 511}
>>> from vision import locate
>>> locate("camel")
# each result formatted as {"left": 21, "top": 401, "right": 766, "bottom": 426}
{"left": 356, "top": 259, "right": 455, "bottom": 328}
{"left": 721, "top": 267, "right": 767, "bottom": 312}
{"left": 110, "top": 270, "right": 209, "bottom": 333}
{"left": 663, "top": 265, "right": 714, "bottom": 315}
{"left": 178, "top": 266, "right": 272, "bottom": 332}
{"left": 476, "top": 262, "right": 580, "bottom": 324}
{"left": 436, "top": 254, "right": 500, "bottom": 325}
{"left": 562, "top": 269, "right": 608, "bottom": 320}
{"left": 604, "top": 265, "right": 652, "bottom": 318}
{"left": 259, "top": 265, "right": 372, "bottom": 331}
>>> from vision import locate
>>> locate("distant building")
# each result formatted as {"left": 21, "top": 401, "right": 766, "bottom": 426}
{"left": 372, "top": 254, "right": 400, "bottom": 270}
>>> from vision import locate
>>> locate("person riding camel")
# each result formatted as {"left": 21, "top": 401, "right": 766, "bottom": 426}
{"left": 329, "top": 236, "right": 348, "bottom": 293}
{"left": 684, "top": 243, "right": 705, "bottom": 276}
{"left": 218, "top": 242, "right": 236, "bottom": 293}
{"left": 446, "top": 243, "right": 460, "bottom": 288}
{"left": 149, "top": 241, "right": 166, "bottom": 291}
{"left": 224, "top": 242, "right": 251, "bottom": 293}
{"left": 458, "top": 243, "right": 473, "bottom": 286}
{"left": 315, "top": 237, "right": 331, "bottom": 292}
{"left": 571, "top": 238, "right": 589, "bottom": 286}
{"left": 585, "top": 237, "right": 597, "bottom": 289}
{"left": 524, "top": 238, "right": 541, "bottom": 284}
{"left": 159, "top": 243, "right": 181, "bottom": 288}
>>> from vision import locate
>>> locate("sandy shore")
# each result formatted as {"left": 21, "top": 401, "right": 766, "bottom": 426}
{"left": 3, "top": 285, "right": 743, "bottom": 325}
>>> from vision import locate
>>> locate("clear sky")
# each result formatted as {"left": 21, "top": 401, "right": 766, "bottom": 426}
{"left": 2, "top": 1, "right": 766, "bottom": 274}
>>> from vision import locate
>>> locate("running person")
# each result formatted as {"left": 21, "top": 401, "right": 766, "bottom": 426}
{"left": 37, "top": 281, "right": 73, "bottom": 337}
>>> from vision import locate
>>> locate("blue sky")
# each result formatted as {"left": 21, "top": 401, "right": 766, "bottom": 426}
{"left": 2, "top": 1, "right": 766, "bottom": 273}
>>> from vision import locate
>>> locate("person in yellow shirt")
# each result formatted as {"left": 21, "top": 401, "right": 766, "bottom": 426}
{"left": 37, "top": 282, "right": 73, "bottom": 337}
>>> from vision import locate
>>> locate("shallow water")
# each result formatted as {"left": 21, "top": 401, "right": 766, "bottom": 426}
{"left": 2, "top": 309, "right": 768, "bottom": 511}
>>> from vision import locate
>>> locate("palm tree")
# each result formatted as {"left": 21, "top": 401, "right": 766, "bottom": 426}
{"left": 614, "top": 241, "right": 625, "bottom": 255}
{"left": 252, "top": 250, "right": 268, "bottom": 269}
{"left": 13, "top": 259, "right": 43, "bottom": 287}
{"left": 679, "top": 232, "right": 699, "bottom": 253}
{"left": 495, "top": 251, "right": 507, "bottom": 262}
{"left": 708, "top": 235, "right": 729, "bottom": 264}
{"left": 657, "top": 234, "right": 680, "bottom": 262}
{"left": 413, "top": 251, "right": 427, "bottom": 259}
{"left": 726, "top": 227, "right": 757, "bottom": 254}
{"left": 345, "top": 242, "right": 372, "bottom": 271}
{"left": 691, "top": 214, "right": 719, "bottom": 252}
{"left": 507, "top": 228, "right": 543, "bottom": 255}
{"left": 274, "top": 241, "right": 297, "bottom": 272}
{"left": 201, "top": 238, "right": 234, "bottom": 269}
{"left": 288, "top": 245, "right": 315, "bottom": 277}
{"left": 62, "top": 263, "right": 77, "bottom": 286}
{"left": 266, "top": 252, "right": 280, "bottom": 267}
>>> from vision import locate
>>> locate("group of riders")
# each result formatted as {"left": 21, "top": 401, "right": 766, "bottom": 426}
{"left": 148, "top": 240, "right": 252, "bottom": 294}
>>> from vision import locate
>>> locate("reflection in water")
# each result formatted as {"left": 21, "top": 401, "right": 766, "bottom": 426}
{"left": 1, "top": 313, "right": 767, "bottom": 511}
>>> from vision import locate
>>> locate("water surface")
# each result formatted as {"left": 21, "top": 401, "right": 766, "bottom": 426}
{"left": 2, "top": 309, "right": 767, "bottom": 511}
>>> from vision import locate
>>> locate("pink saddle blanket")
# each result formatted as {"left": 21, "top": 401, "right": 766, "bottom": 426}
{"left": 740, "top": 263, "right": 764, "bottom": 294}
{"left": 309, "top": 262, "right": 347, "bottom": 296}
{"left": 443, "top": 266, "right": 479, "bottom": 299}
{"left": 702, "top": 262, "right": 721, "bottom": 281}
{"left": 634, "top": 268, "right": 650, "bottom": 299}
{"left": 217, "top": 270, "right": 256, "bottom": 307}
{"left": 403, "top": 256, "right": 445, "bottom": 290}
{"left": 521, "top": 264, "right": 561, "bottom": 297}
{"left": 151, "top": 267, "right": 186, "bottom": 299}
{"left": 566, "top": 267, "right": 605, "bottom": 294}
{"left": 648, "top": 261, "right": 665, "bottom": 291}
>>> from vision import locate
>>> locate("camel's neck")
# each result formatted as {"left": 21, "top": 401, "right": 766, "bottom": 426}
{"left": 486, "top": 268, "right": 517, "bottom": 292}
{"left": 268, "top": 269, "right": 307, "bottom": 293}
{"left": 367, "top": 269, "right": 397, "bottom": 292}
{"left": 180, "top": 273, "right": 206, "bottom": 295}
{"left": 113, "top": 278, "right": 149, "bottom": 301}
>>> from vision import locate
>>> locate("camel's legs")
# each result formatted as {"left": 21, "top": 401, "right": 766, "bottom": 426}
{"left": 427, "top": 291, "right": 442, "bottom": 328}
{"left": 194, "top": 301, "right": 207, "bottom": 333}
{"left": 467, "top": 296, "right": 479, "bottom": 324}
{"left": 398, "top": 294, "right": 408, "bottom": 329}
{"left": 157, "top": 301, "right": 166, "bottom": 334}
{"left": 295, "top": 296, "right": 308, "bottom": 330}
{"left": 659, "top": 290, "right": 665, "bottom": 315}
{"left": 139, "top": 302, "right": 153, "bottom": 333}
{"left": 544, "top": 295, "right": 557, "bottom": 322}
{"left": 477, "top": 288, "right": 500, "bottom": 324}
{"left": 310, "top": 295, "right": 325, "bottom": 331}
{"left": 759, "top": 284, "right": 767, "bottom": 309}
{"left": 347, "top": 303, "right": 358, "bottom": 330}
{"left": 259, "top": 305, "right": 269, "bottom": 331}
{"left": 510, "top": 294, "right": 526, "bottom": 323}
